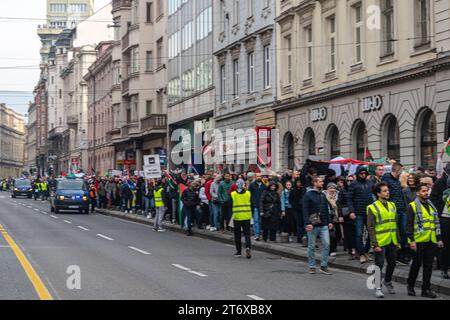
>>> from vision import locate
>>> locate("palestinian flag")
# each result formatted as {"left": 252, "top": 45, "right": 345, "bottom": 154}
{"left": 445, "top": 138, "right": 450, "bottom": 157}
{"left": 364, "top": 147, "right": 374, "bottom": 162}
{"left": 178, "top": 183, "right": 187, "bottom": 226}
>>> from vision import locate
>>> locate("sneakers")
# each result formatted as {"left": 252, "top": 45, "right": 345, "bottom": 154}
{"left": 254, "top": 236, "right": 260, "bottom": 241}
{"left": 407, "top": 286, "right": 416, "bottom": 296}
{"left": 330, "top": 252, "right": 337, "bottom": 257}
{"left": 421, "top": 289, "right": 437, "bottom": 299}
{"left": 172, "top": 219, "right": 176, "bottom": 224}
{"left": 157, "top": 227, "right": 166, "bottom": 232}
{"left": 375, "top": 288, "right": 385, "bottom": 298}
{"left": 206, "top": 225, "right": 211, "bottom": 230}
{"left": 210, "top": 227, "right": 216, "bottom": 232}
{"left": 234, "top": 252, "right": 242, "bottom": 257}
{"left": 319, "top": 267, "right": 332, "bottom": 275}
{"left": 309, "top": 268, "right": 316, "bottom": 274}
{"left": 360, "top": 255, "right": 368, "bottom": 264}
{"left": 152, "top": 227, "right": 158, "bottom": 232}
{"left": 383, "top": 280, "right": 395, "bottom": 294}
{"left": 245, "top": 248, "right": 252, "bottom": 259}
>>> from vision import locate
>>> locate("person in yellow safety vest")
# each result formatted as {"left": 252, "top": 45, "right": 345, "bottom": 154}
{"left": 367, "top": 182, "right": 400, "bottom": 298}
{"left": 230, "top": 179, "right": 252, "bottom": 259}
{"left": 406, "top": 184, "right": 444, "bottom": 298}
{"left": 153, "top": 180, "right": 167, "bottom": 232}
{"left": 2, "top": 180, "right": 6, "bottom": 191}
{"left": 40, "top": 179, "right": 48, "bottom": 201}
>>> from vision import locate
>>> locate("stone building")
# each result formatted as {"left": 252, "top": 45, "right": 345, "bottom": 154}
{"left": 0, "top": 104, "right": 25, "bottom": 178}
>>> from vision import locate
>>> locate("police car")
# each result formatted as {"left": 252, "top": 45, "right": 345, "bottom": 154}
{"left": 50, "top": 178, "right": 89, "bottom": 214}
{"left": 11, "top": 178, "right": 33, "bottom": 198}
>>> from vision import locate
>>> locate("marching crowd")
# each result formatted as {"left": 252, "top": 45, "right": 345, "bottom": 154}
{"left": 3, "top": 160, "right": 450, "bottom": 299}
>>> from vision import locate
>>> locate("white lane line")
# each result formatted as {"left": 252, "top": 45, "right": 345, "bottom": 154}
{"left": 34, "top": 208, "right": 40, "bottom": 212}
{"left": 63, "top": 220, "right": 72, "bottom": 224}
{"left": 78, "top": 226, "right": 89, "bottom": 231}
{"left": 50, "top": 215, "right": 58, "bottom": 219}
{"left": 172, "top": 264, "right": 191, "bottom": 271}
{"left": 27, "top": 206, "right": 32, "bottom": 209}
{"left": 96, "top": 233, "right": 114, "bottom": 241}
{"left": 188, "top": 270, "right": 208, "bottom": 277}
{"left": 247, "top": 295, "right": 264, "bottom": 300}
{"left": 128, "top": 246, "right": 151, "bottom": 255}
{"left": 41, "top": 211, "right": 48, "bottom": 215}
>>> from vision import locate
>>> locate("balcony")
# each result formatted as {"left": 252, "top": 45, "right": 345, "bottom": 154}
{"left": 140, "top": 114, "right": 167, "bottom": 133}
{"left": 121, "top": 122, "right": 139, "bottom": 138}
{"left": 106, "top": 128, "right": 121, "bottom": 143}
{"left": 122, "top": 77, "right": 129, "bottom": 94}
{"left": 113, "top": 0, "right": 131, "bottom": 11}
{"left": 66, "top": 115, "right": 78, "bottom": 127}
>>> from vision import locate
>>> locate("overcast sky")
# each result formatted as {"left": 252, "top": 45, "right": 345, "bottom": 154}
{"left": 0, "top": 0, "right": 111, "bottom": 93}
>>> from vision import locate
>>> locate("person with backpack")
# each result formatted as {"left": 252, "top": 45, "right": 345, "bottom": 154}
{"left": 121, "top": 178, "right": 134, "bottom": 213}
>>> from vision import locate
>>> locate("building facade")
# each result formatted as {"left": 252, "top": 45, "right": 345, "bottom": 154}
{"left": 0, "top": 104, "right": 26, "bottom": 178}
{"left": 109, "top": 0, "right": 168, "bottom": 173}
{"left": 275, "top": 0, "right": 450, "bottom": 170}
{"left": 213, "top": 0, "right": 277, "bottom": 173}
{"left": 167, "top": 0, "right": 215, "bottom": 173}
{"left": 85, "top": 41, "right": 115, "bottom": 175}
{"left": 26, "top": 102, "right": 37, "bottom": 175}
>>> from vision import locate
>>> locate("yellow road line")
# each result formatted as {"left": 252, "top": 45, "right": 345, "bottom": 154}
{"left": 0, "top": 224, "right": 53, "bottom": 300}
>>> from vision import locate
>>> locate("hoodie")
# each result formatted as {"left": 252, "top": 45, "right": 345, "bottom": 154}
{"left": 302, "top": 187, "right": 331, "bottom": 227}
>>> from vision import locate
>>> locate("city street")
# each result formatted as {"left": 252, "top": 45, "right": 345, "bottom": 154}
{"left": 0, "top": 192, "right": 447, "bottom": 300}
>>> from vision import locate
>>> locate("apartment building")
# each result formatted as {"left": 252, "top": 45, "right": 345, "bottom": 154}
{"left": 108, "top": 0, "right": 168, "bottom": 172}
{"left": 167, "top": 0, "right": 215, "bottom": 173}
{"left": 275, "top": 0, "right": 450, "bottom": 169}
{"left": 213, "top": 0, "right": 277, "bottom": 173}
{"left": 25, "top": 103, "right": 37, "bottom": 175}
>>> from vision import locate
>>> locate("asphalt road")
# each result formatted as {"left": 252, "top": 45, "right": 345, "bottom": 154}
{"left": 0, "top": 192, "right": 448, "bottom": 300}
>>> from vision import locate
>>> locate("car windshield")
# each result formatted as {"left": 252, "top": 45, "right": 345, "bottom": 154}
{"left": 58, "top": 180, "right": 86, "bottom": 190}
{"left": 15, "top": 180, "right": 31, "bottom": 187}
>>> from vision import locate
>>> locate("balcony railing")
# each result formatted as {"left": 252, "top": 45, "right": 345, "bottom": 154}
{"left": 140, "top": 114, "right": 167, "bottom": 132}
{"left": 113, "top": 0, "right": 131, "bottom": 10}
{"left": 121, "top": 122, "right": 139, "bottom": 138}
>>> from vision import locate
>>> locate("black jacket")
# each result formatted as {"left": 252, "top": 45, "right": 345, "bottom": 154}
{"left": 289, "top": 186, "right": 305, "bottom": 211}
{"left": 248, "top": 181, "right": 266, "bottom": 209}
{"left": 259, "top": 189, "right": 281, "bottom": 230}
{"left": 347, "top": 178, "right": 375, "bottom": 216}
{"left": 181, "top": 187, "right": 200, "bottom": 208}
{"left": 302, "top": 188, "right": 330, "bottom": 227}
{"left": 430, "top": 173, "right": 448, "bottom": 215}
{"left": 382, "top": 173, "right": 406, "bottom": 213}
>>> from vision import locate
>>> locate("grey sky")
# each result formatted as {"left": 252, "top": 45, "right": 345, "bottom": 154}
{"left": 0, "top": 0, "right": 111, "bottom": 93}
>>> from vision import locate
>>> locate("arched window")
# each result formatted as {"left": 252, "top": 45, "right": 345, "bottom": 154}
{"left": 353, "top": 120, "right": 368, "bottom": 160}
{"left": 283, "top": 132, "right": 295, "bottom": 170}
{"left": 326, "top": 125, "right": 340, "bottom": 159}
{"left": 304, "top": 128, "right": 316, "bottom": 157}
{"left": 382, "top": 114, "right": 400, "bottom": 162}
{"left": 418, "top": 108, "right": 437, "bottom": 168}
{"left": 445, "top": 104, "right": 450, "bottom": 140}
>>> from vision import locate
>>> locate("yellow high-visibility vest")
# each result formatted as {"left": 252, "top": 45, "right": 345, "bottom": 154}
{"left": 154, "top": 188, "right": 164, "bottom": 207}
{"left": 409, "top": 200, "right": 438, "bottom": 244}
{"left": 231, "top": 190, "right": 252, "bottom": 221}
{"left": 367, "top": 200, "right": 398, "bottom": 247}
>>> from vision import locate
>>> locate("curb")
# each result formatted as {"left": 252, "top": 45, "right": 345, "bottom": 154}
{"left": 95, "top": 208, "right": 450, "bottom": 296}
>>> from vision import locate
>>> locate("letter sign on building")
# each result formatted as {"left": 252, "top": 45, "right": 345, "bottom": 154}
{"left": 311, "top": 107, "right": 327, "bottom": 122}
{"left": 361, "top": 95, "right": 383, "bottom": 113}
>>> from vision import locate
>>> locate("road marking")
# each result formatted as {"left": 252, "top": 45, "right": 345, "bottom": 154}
{"left": 128, "top": 246, "right": 151, "bottom": 255}
{"left": 172, "top": 264, "right": 208, "bottom": 277}
{"left": 63, "top": 220, "right": 72, "bottom": 224}
{"left": 50, "top": 215, "right": 58, "bottom": 219}
{"left": 27, "top": 206, "right": 32, "bottom": 209}
{"left": 247, "top": 295, "right": 264, "bottom": 300}
{"left": 41, "top": 211, "right": 48, "bottom": 215}
{"left": 0, "top": 224, "right": 53, "bottom": 300}
{"left": 34, "top": 209, "right": 40, "bottom": 212}
{"left": 188, "top": 270, "right": 208, "bottom": 277}
{"left": 78, "top": 226, "right": 89, "bottom": 231}
{"left": 96, "top": 233, "right": 114, "bottom": 241}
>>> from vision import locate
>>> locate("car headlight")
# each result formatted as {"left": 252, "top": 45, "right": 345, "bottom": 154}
{"left": 14, "top": 188, "right": 19, "bottom": 191}
{"left": 29, "top": 188, "right": 32, "bottom": 191}
{"left": 59, "top": 195, "right": 65, "bottom": 201}
{"left": 82, "top": 196, "right": 88, "bottom": 201}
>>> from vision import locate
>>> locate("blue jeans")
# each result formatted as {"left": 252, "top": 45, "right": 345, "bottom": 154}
{"left": 184, "top": 206, "right": 196, "bottom": 231}
{"left": 144, "top": 197, "right": 154, "bottom": 215}
{"left": 397, "top": 211, "right": 408, "bottom": 249}
{"left": 252, "top": 207, "right": 261, "bottom": 237}
{"left": 209, "top": 202, "right": 220, "bottom": 229}
{"left": 355, "top": 214, "right": 371, "bottom": 256}
{"left": 307, "top": 225, "right": 330, "bottom": 268}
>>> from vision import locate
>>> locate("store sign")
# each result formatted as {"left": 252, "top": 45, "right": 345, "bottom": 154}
{"left": 361, "top": 95, "right": 383, "bottom": 113}
{"left": 311, "top": 107, "right": 327, "bottom": 122}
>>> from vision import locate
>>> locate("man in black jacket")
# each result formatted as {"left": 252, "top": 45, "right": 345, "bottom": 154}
{"left": 348, "top": 166, "right": 375, "bottom": 263}
{"left": 181, "top": 181, "right": 200, "bottom": 236}
{"left": 303, "top": 176, "right": 333, "bottom": 275}
{"left": 248, "top": 173, "right": 266, "bottom": 241}
{"left": 382, "top": 162, "right": 409, "bottom": 264}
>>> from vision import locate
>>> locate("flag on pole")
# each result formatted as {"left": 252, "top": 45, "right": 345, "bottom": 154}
{"left": 364, "top": 147, "right": 374, "bottom": 162}
{"left": 445, "top": 138, "right": 450, "bottom": 157}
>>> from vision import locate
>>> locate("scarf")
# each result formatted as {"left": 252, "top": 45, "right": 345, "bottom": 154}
{"left": 414, "top": 198, "right": 441, "bottom": 236}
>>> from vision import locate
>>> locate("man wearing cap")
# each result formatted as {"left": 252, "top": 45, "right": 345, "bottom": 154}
{"left": 230, "top": 179, "right": 252, "bottom": 258}
{"left": 348, "top": 166, "right": 375, "bottom": 263}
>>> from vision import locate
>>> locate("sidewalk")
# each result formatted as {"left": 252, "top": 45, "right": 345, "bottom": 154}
{"left": 95, "top": 207, "right": 450, "bottom": 296}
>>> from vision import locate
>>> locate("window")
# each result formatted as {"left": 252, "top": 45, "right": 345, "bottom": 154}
{"left": 354, "top": 3, "right": 363, "bottom": 63}
{"left": 247, "top": 52, "right": 255, "bottom": 93}
{"left": 233, "top": 59, "right": 239, "bottom": 98}
{"left": 157, "top": 0, "right": 163, "bottom": 17}
{"left": 196, "top": 7, "right": 212, "bottom": 41}
{"left": 305, "top": 26, "right": 313, "bottom": 78}
{"left": 247, "top": 0, "right": 253, "bottom": 18}
{"left": 131, "top": 47, "right": 139, "bottom": 73}
{"left": 146, "top": 2, "right": 153, "bottom": 22}
{"left": 286, "top": 36, "right": 292, "bottom": 84}
{"left": 146, "top": 100, "right": 153, "bottom": 116}
{"left": 233, "top": 0, "right": 240, "bottom": 25}
{"left": 132, "top": 0, "right": 139, "bottom": 25}
{"left": 415, "top": 0, "right": 430, "bottom": 46}
{"left": 113, "top": 17, "right": 121, "bottom": 41}
{"left": 220, "top": 64, "right": 226, "bottom": 103}
{"left": 146, "top": 51, "right": 153, "bottom": 71}
{"left": 263, "top": 46, "right": 270, "bottom": 89}
{"left": 156, "top": 38, "right": 163, "bottom": 67}
{"left": 328, "top": 16, "right": 336, "bottom": 71}
{"left": 381, "top": 0, "right": 394, "bottom": 56}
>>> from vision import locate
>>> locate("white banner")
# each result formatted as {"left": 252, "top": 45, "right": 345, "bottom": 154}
{"left": 143, "top": 155, "right": 161, "bottom": 179}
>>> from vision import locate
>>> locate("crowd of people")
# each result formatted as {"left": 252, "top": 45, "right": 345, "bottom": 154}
{"left": 3, "top": 160, "right": 449, "bottom": 299}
